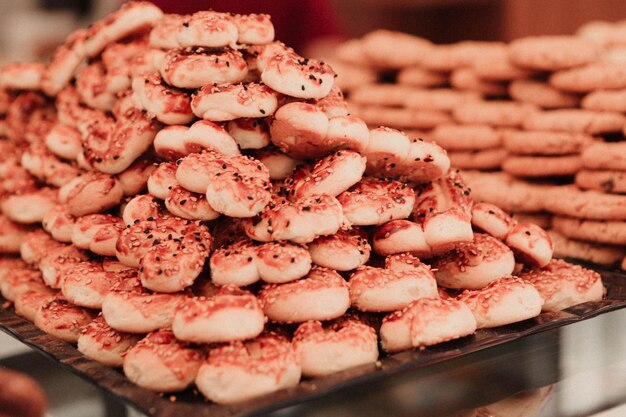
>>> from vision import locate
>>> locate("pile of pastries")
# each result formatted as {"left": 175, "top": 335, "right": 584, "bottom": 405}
{"left": 0, "top": 1, "right": 604, "bottom": 405}
{"left": 327, "top": 22, "right": 626, "bottom": 268}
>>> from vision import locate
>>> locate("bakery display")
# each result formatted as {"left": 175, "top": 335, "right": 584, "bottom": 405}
{"left": 0, "top": 0, "right": 613, "bottom": 407}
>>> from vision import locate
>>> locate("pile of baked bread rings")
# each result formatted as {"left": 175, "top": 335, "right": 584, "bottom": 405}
{"left": 0, "top": 1, "right": 605, "bottom": 405}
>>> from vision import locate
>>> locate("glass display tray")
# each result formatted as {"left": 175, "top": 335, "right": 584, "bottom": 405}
{"left": 0, "top": 265, "right": 624, "bottom": 417}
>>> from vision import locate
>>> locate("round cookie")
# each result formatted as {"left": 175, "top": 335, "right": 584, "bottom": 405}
{"left": 575, "top": 170, "right": 626, "bottom": 194}
{"left": 502, "top": 155, "right": 582, "bottom": 178}
{"left": 396, "top": 66, "right": 448, "bottom": 87}
{"left": 349, "top": 83, "right": 413, "bottom": 107}
{"left": 431, "top": 124, "right": 501, "bottom": 151}
{"left": 543, "top": 186, "right": 626, "bottom": 220}
{"left": 351, "top": 104, "right": 451, "bottom": 130}
{"left": 581, "top": 142, "right": 626, "bottom": 171}
{"left": 449, "top": 148, "right": 507, "bottom": 170}
{"left": 461, "top": 171, "right": 554, "bottom": 213}
{"left": 472, "top": 48, "right": 534, "bottom": 81}
{"left": 360, "top": 30, "right": 433, "bottom": 69}
{"left": 452, "top": 100, "right": 537, "bottom": 128}
{"left": 450, "top": 68, "right": 508, "bottom": 97}
{"left": 548, "top": 230, "right": 626, "bottom": 265}
{"left": 582, "top": 89, "right": 626, "bottom": 112}
{"left": 552, "top": 216, "right": 626, "bottom": 245}
{"left": 509, "top": 36, "right": 600, "bottom": 71}
{"left": 550, "top": 63, "right": 626, "bottom": 92}
{"left": 404, "top": 89, "right": 480, "bottom": 112}
{"left": 502, "top": 130, "right": 593, "bottom": 155}
{"left": 509, "top": 79, "right": 580, "bottom": 109}
{"left": 522, "top": 109, "right": 626, "bottom": 135}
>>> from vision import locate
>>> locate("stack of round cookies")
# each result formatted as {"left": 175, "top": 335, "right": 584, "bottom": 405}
{"left": 0, "top": 2, "right": 606, "bottom": 405}
{"left": 327, "top": 23, "right": 626, "bottom": 268}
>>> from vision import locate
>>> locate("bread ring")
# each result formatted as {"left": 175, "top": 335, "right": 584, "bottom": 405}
{"left": 61, "top": 261, "right": 123, "bottom": 309}
{"left": 254, "top": 241, "right": 312, "bottom": 284}
{"left": 519, "top": 259, "right": 603, "bottom": 312}
{"left": 56, "top": 86, "right": 103, "bottom": 131}
{"left": 38, "top": 245, "right": 88, "bottom": 289}
{"left": 1, "top": 165, "right": 38, "bottom": 196}
{"left": 174, "top": 152, "right": 223, "bottom": 193}
{"left": 102, "top": 258, "right": 138, "bottom": 276}
{"left": 313, "top": 85, "right": 349, "bottom": 118}
{"left": 139, "top": 224, "right": 211, "bottom": 293}
{"left": 258, "top": 266, "right": 349, "bottom": 322}
{"left": 123, "top": 330, "right": 204, "bottom": 392}
{"left": 84, "top": 107, "right": 161, "bottom": 174}
{"left": 102, "top": 286, "right": 184, "bottom": 332}
{"left": 83, "top": 1, "right": 162, "bottom": 57}
{"left": 5, "top": 92, "right": 50, "bottom": 144}
{"left": 78, "top": 315, "right": 141, "bottom": 367}
{"left": 21, "top": 142, "right": 80, "bottom": 187}
{"left": 471, "top": 202, "right": 516, "bottom": 240}
{"left": 154, "top": 120, "right": 240, "bottom": 160}
{"left": 191, "top": 82, "right": 279, "bottom": 121}
{"left": 372, "top": 220, "right": 431, "bottom": 257}
{"left": 210, "top": 238, "right": 311, "bottom": 286}
{"left": 0, "top": 268, "right": 47, "bottom": 302}
{"left": 0, "top": 62, "right": 44, "bottom": 91}
{"left": 116, "top": 216, "right": 211, "bottom": 268}
{"left": 432, "top": 233, "right": 516, "bottom": 290}
{"left": 42, "top": 205, "right": 76, "bottom": 243}
{"left": 122, "top": 194, "right": 164, "bottom": 226}
{"left": 176, "top": 11, "right": 238, "bottom": 48}
{"left": 60, "top": 173, "right": 123, "bottom": 217}
{"left": 505, "top": 223, "right": 553, "bottom": 268}
{"left": 1, "top": 187, "right": 58, "bottom": 224}
{"left": 0, "top": 215, "right": 32, "bottom": 254}
{"left": 101, "top": 38, "right": 149, "bottom": 95}
{"left": 246, "top": 41, "right": 294, "bottom": 72}
{"left": 457, "top": 277, "right": 543, "bottom": 328}
{"left": 71, "top": 214, "right": 124, "bottom": 257}
{"left": 173, "top": 286, "right": 265, "bottom": 343}
{"left": 195, "top": 331, "right": 300, "bottom": 404}
{"left": 147, "top": 162, "right": 178, "bottom": 199}
{"left": 226, "top": 117, "right": 271, "bottom": 150}
{"left": 44, "top": 123, "right": 82, "bottom": 161}
{"left": 14, "top": 287, "right": 58, "bottom": 322}
{"left": 160, "top": 47, "right": 247, "bottom": 89}
{"left": 364, "top": 128, "right": 450, "bottom": 183}
{"left": 149, "top": 14, "right": 187, "bottom": 49}
{"left": 165, "top": 185, "right": 220, "bottom": 221}
{"left": 233, "top": 13, "right": 275, "bottom": 44}
{"left": 269, "top": 102, "right": 329, "bottom": 158}
{"left": 348, "top": 257, "right": 438, "bottom": 312}
{"left": 0, "top": 257, "right": 29, "bottom": 284}
{"left": 19, "top": 230, "right": 64, "bottom": 265}
{"left": 308, "top": 227, "right": 371, "bottom": 271}
{"left": 412, "top": 170, "right": 473, "bottom": 253}
{"left": 75, "top": 61, "right": 117, "bottom": 110}
{"left": 337, "top": 177, "right": 415, "bottom": 226}
{"left": 261, "top": 52, "right": 335, "bottom": 99}
{"left": 288, "top": 150, "right": 366, "bottom": 200}
{"left": 293, "top": 318, "right": 378, "bottom": 377}
{"left": 242, "top": 194, "right": 344, "bottom": 244}
{"left": 209, "top": 239, "right": 259, "bottom": 286}
{"left": 131, "top": 72, "right": 193, "bottom": 125}
{"left": 41, "top": 29, "right": 87, "bottom": 96}
{"left": 380, "top": 297, "right": 477, "bottom": 352}
{"left": 252, "top": 147, "right": 301, "bottom": 180}
{"left": 34, "top": 298, "right": 97, "bottom": 343}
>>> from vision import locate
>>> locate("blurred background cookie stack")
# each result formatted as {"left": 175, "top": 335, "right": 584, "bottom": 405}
{"left": 320, "top": 21, "right": 626, "bottom": 268}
